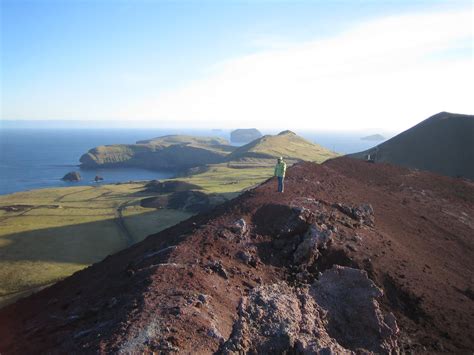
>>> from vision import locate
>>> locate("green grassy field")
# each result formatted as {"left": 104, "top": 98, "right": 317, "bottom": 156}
{"left": 0, "top": 183, "right": 193, "bottom": 308}
{"left": 0, "top": 165, "right": 273, "bottom": 308}
{"left": 178, "top": 164, "right": 274, "bottom": 193}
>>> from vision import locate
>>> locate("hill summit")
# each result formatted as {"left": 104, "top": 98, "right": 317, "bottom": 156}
{"left": 350, "top": 112, "right": 474, "bottom": 179}
{"left": 227, "top": 130, "right": 337, "bottom": 165}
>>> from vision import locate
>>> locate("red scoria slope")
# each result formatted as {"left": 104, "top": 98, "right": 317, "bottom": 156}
{"left": 0, "top": 157, "right": 473, "bottom": 353}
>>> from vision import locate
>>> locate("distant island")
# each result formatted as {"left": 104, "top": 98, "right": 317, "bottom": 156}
{"left": 230, "top": 128, "right": 262, "bottom": 143}
{"left": 361, "top": 134, "right": 385, "bottom": 141}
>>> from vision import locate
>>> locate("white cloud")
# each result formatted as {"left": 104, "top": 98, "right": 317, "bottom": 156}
{"left": 121, "top": 8, "right": 473, "bottom": 130}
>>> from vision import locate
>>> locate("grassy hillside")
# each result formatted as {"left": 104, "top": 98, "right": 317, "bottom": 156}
{"left": 178, "top": 164, "right": 274, "bottom": 194}
{"left": 136, "top": 134, "right": 230, "bottom": 149}
{"left": 349, "top": 112, "right": 474, "bottom": 179}
{"left": 227, "top": 130, "right": 338, "bottom": 165}
{"left": 0, "top": 184, "right": 193, "bottom": 308}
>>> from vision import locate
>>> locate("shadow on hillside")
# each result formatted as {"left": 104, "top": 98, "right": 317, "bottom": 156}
{"left": 0, "top": 209, "right": 187, "bottom": 266}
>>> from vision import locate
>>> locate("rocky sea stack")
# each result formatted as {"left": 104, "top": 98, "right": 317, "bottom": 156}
{"left": 61, "top": 171, "right": 81, "bottom": 182}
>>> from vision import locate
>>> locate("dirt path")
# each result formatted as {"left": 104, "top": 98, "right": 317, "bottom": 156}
{"left": 53, "top": 187, "right": 92, "bottom": 202}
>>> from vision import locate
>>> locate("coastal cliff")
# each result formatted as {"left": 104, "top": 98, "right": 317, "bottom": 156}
{"left": 80, "top": 135, "right": 234, "bottom": 170}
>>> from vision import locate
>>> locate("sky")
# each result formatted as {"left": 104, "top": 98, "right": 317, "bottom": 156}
{"left": 1, "top": 0, "right": 473, "bottom": 130}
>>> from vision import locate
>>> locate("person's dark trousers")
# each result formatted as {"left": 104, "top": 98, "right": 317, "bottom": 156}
{"left": 277, "top": 176, "right": 284, "bottom": 192}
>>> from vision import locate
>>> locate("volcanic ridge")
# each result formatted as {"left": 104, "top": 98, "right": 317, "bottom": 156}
{"left": 0, "top": 157, "right": 473, "bottom": 353}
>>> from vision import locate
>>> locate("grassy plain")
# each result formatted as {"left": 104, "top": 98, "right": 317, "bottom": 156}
{"left": 0, "top": 183, "right": 193, "bottom": 308}
{"left": 179, "top": 164, "right": 273, "bottom": 193}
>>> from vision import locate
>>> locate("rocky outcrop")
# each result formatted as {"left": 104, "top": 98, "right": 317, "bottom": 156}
{"left": 230, "top": 128, "right": 262, "bottom": 143}
{"left": 222, "top": 266, "right": 399, "bottom": 354}
{"left": 61, "top": 171, "right": 81, "bottom": 181}
{"left": 311, "top": 266, "right": 399, "bottom": 353}
{"left": 221, "top": 282, "right": 348, "bottom": 354}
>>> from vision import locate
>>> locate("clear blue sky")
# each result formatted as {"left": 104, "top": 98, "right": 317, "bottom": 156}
{"left": 1, "top": 0, "right": 472, "bottom": 129}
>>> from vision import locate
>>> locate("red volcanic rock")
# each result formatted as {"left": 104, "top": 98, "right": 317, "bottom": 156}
{"left": 1, "top": 157, "right": 473, "bottom": 354}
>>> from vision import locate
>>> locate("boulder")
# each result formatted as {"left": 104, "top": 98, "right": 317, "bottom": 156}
{"left": 293, "top": 224, "right": 332, "bottom": 265}
{"left": 230, "top": 219, "right": 248, "bottom": 238}
{"left": 221, "top": 266, "right": 399, "bottom": 354}
{"left": 311, "top": 266, "right": 399, "bottom": 353}
{"left": 61, "top": 171, "right": 81, "bottom": 182}
{"left": 206, "top": 261, "right": 229, "bottom": 279}
{"left": 221, "top": 282, "right": 347, "bottom": 354}
{"left": 334, "top": 203, "right": 375, "bottom": 226}
{"left": 253, "top": 205, "right": 315, "bottom": 238}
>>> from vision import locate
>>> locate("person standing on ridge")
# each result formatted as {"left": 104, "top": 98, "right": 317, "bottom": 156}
{"left": 274, "top": 157, "right": 287, "bottom": 193}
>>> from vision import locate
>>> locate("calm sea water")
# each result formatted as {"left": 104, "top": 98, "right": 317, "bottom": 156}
{"left": 0, "top": 128, "right": 386, "bottom": 195}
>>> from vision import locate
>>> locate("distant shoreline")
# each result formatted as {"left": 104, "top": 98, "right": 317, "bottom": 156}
{"left": 0, "top": 128, "right": 386, "bottom": 195}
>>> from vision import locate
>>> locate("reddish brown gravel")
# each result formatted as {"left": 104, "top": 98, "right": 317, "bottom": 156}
{"left": 0, "top": 157, "right": 473, "bottom": 353}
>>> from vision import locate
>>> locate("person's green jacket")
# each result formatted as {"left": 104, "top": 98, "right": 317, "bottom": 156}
{"left": 274, "top": 161, "right": 287, "bottom": 177}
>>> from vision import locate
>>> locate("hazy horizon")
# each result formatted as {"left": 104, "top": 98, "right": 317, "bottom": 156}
{"left": 0, "top": 118, "right": 403, "bottom": 135}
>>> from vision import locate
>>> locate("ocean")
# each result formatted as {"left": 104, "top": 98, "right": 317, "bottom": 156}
{"left": 0, "top": 128, "right": 387, "bottom": 195}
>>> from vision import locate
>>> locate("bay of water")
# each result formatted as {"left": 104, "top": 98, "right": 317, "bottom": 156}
{"left": 0, "top": 128, "right": 386, "bottom": 195}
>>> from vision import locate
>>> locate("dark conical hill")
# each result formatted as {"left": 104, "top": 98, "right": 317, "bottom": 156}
{"left": 349, "top": 112, "right": 474, "bottom": 179}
